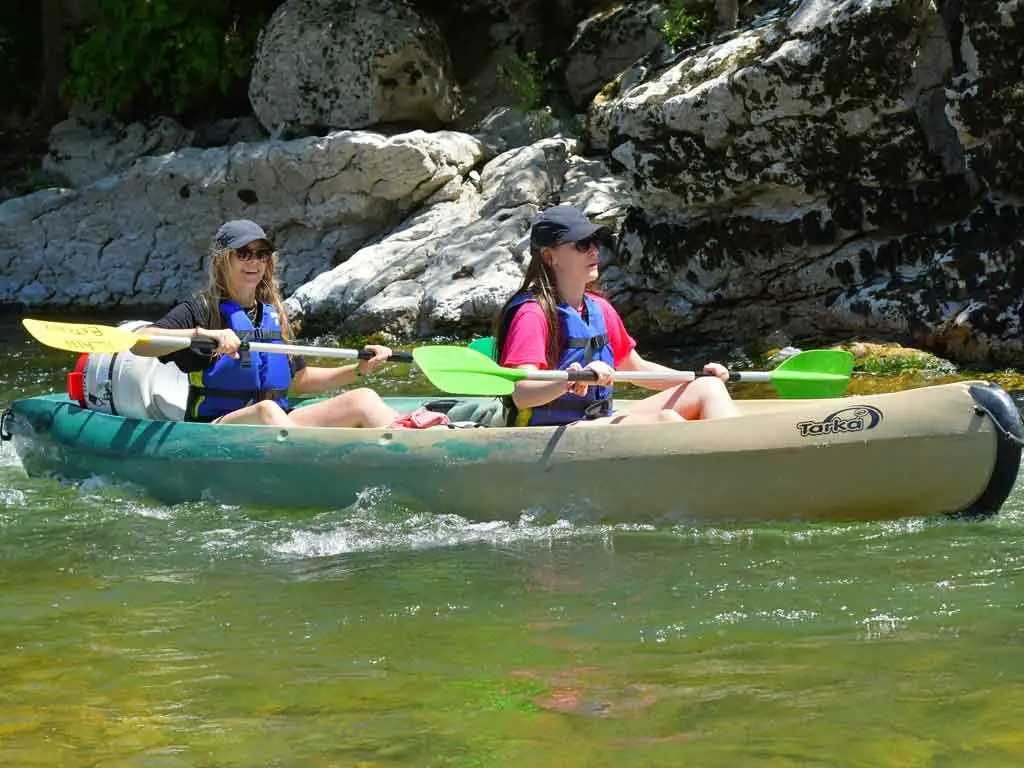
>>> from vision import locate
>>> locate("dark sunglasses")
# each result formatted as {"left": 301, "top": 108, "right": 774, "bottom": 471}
{"left": 235, "top": 247, "right": 274, "bottom": 263}
{"left": 572, "top": 235, "right": 601, "bottom": 253}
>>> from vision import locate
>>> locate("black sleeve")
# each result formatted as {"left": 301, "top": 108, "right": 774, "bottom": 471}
{"left": 151, "top": 299, "right": 209, "bottom": 331}
{"left": 150, "top": 298, "right": 305, "bottom": 379}
{"left": 151, "top": 298, "right": 216, "bottom": 374}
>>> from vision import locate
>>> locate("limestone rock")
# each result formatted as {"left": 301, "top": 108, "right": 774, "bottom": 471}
{"left": 0, "top": 130, "right": 483, "bottom": 309}
{"left": 249, "top": 0, "right": 459, "bottom": 134}
{"left": 944, "top": 1, "right": 1024, "bottom": 195}
{"left": 43, "top": 108, "right": 194, "bottom": 188}
{"left": 285, "top": 136, "right": 631, "bottom": 335}
{"left": 590, "top": 0, "right": 1024, "bottom": 365}
{"left": 475, "top": 107, "right": 577, "bottom": 154}
{"left": 565, "top": 2, "right": 668, "bottom": 108}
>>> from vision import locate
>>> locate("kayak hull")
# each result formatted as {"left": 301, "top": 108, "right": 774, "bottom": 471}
{"left": 3, "top": 382, "right": 1021, "bottom": 523}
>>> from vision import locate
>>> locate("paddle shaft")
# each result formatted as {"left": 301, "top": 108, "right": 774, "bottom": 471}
{"left": 137, "top": 334, "right": 414, "bottom": 363}
{"left": 521, "top": 369, "right": 774, "bottom": 384}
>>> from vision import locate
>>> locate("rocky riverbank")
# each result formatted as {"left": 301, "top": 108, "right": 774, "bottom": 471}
{"left": 1, "top": 0, "right": 1021, "bottom": 364}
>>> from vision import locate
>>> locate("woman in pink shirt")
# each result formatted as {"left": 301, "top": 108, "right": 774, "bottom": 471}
{"left": 494, "top": 205, "right": 740, "bottom": 427}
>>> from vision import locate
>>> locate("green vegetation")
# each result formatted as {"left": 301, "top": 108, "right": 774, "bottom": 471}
{"left": 65, "top": 0, "right": 278, "bottom": 118}
{"left": 661, "top": 0, "right": 712, "bottom": 49}
{"left": 449, "top": 676, "right": 549, "bottom": 714}
{"left": 496, "top": 51, "right": 560, "bottom": 111}
{"left": 854, "top": 354, "right": 956, "bottom": 376}
{"left": 0, "top": 1, "right": 283, "bottom": 123}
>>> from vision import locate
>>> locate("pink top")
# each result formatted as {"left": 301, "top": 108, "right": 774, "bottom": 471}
{"left": 500, "top": 294, "right": 637, "bottom": 369}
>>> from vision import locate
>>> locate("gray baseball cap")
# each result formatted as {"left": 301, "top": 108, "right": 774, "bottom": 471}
{"left": 215, "top": 220, "right": 269, "bottom": 250}
{"left": 530, "top": 205, "right": 610, "bottom": 247}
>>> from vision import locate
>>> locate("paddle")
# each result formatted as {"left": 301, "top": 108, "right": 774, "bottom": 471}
{"left": 412, "top": 346, "right": 853, "bottom": 398}
{"left": 21, "top": 318, "right": 415, "bottom": 363}
{"left": 468, "top": 336, "right": 496, "bottom": 358}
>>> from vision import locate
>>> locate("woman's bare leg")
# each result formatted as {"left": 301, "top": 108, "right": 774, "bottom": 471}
{"left": 609, "top": 378, "right": 741, "bottom": 421}
{"left": 288, "top": 388, "right": 400, "bottom": 428}
{"left": 214, "top": 400, "right": 295, "bottom": 426}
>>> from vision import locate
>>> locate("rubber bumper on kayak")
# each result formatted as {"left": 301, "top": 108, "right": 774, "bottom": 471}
{"left": 958, "top": 383, "right": 1024, "bottom": 518}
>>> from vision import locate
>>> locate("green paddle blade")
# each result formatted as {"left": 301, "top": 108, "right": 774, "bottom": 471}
{"left": 413, "top": 346, "right": 521, "bottom": 396}
{"left": 770, "top": 349, "right": 853, "bottom": 398}
{"left": 468, "top": 336, "right": 496, "bottom": 358}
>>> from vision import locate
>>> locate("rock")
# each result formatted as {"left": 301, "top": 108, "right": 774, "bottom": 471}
{"left": 944, "top": 1, "right": 1024, "bottom": 196}
{"left": 588, "top": 0, "right": 1024, "bottom": 365}
{"left": 0, "top": 129, "right": 483, "bottom": 309}
{"left": 5, "top": 0, "right": 1023, "bottom": 368}
{"left": 767, "top": 345, "right": 803, "bottom": 365}
{"left": 476, "top": 106, "right": 576, "bottom": 150}
{"left": 191, "top": 116, "right": 268, "bottom": 148}
{"left": 477, "top": 137, "right": 574, "bottom": 216}
{"left": 43, "top": 107, "right": 194, "bottom": 187}
{"left": 249, "top": 0, "right": 459, "bottom": 134}
{"left": 564, "top": 2, "right": 668, "bottom": 108}
{"left": 285, "top": 135, "right": 631, "bottom": 335}
{"left": 486, "top": 0, "right": 610, "bottom": 68}
{"left": 286, "top": 186, "right": 525, "bottom": 336}
{"left": 440, "top": 19, "right": 522, "bottom": 129}
{"left": 844, "top": 342, "right": 955, "bottom": 372}
{"left": 715, "top": 0, "right": 740, "bottom": 30}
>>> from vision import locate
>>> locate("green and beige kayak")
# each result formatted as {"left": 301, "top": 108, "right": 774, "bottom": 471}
{"left": 3, "top": 382, "right": 1021, "bottom": 524}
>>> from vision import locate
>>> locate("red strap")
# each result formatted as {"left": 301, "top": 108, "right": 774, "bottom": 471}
{"left": 67, "top": 354, "right": 88, "bottom": 406}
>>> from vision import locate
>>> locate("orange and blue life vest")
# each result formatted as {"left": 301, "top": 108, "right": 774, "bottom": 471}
{"left": 501, "top": 293, "right": 615, "bottom": 427}
{"left": 186, "top": 301, "right": 291, "bottom": 422}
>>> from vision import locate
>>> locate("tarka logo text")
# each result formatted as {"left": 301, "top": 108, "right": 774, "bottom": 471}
{"left": 796, "top": 405, "right": 883, "bottom": 437}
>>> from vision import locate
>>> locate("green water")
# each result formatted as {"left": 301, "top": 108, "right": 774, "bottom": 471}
{"left": 3, "top": 313, "right": 1024, "bottom": 767}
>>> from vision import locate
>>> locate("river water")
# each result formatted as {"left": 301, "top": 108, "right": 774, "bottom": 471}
{"left": 2, "top": 312, "right": 1024, "bottom": 767}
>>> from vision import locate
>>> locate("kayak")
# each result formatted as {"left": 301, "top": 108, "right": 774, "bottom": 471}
{"left": 2, "top": 382, "right": 1021, "bottom": 523}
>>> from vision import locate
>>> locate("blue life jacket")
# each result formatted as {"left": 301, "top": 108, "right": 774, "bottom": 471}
{"left": 501, "top": 293, "right": 615, "bottom": 427}
{"left": 186, "top": 301, "right": 291, "bottom": 421}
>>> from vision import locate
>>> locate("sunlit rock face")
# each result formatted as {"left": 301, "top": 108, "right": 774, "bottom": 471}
{"left": 0, "top": 131, "right": 483, "bottom": 309}
{"left": 591, "top": 0, "right": 1024, "bottom": 365}
{"left": 249, "top": 0, "right": 459, "bottom": 134}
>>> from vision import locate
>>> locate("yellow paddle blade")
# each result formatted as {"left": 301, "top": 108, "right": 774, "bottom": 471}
{"left": 22, "top": 318, "right": 139, "bottom": 354}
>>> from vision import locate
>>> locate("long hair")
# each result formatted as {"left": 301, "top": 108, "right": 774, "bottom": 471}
{"left": 202, "top": 245, "right": 294, "bottom": 341}
{"left": 493, "top": 243, "right": 562, "bottom": 369}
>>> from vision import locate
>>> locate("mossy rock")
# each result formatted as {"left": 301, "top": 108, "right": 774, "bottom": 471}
{"left": 843, "top": 342, "right": 957, "bottom": 375}
{"left": 761, "top": 340, "right": 957, "bottom": 379}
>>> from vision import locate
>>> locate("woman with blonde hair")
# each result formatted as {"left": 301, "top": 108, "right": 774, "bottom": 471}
{"left": 137, "top": 220, "right": 419, "bottom": 428}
